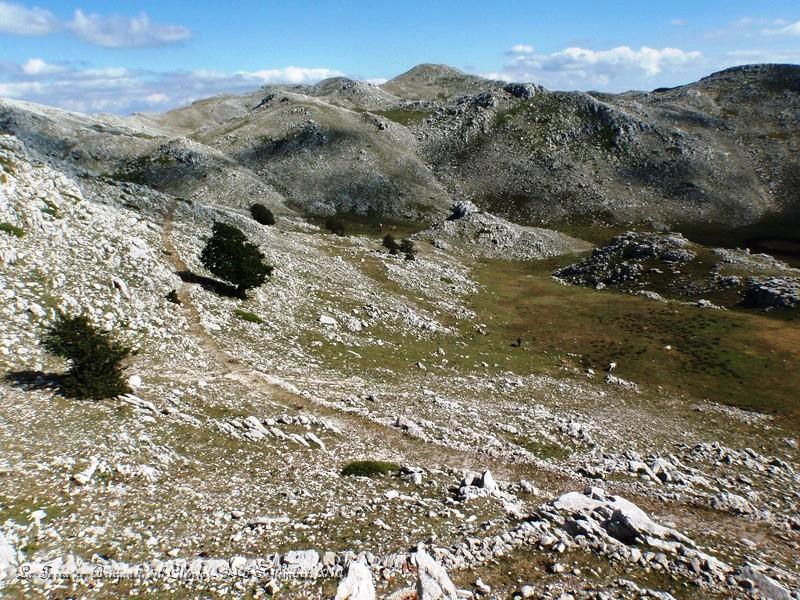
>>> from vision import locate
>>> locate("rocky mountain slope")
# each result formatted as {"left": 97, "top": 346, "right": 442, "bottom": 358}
{"left": 2, "top": 63, "right": 799, "bottom": 227}
{"left": 1, "top": 64, "right": 800, "bottom": 599}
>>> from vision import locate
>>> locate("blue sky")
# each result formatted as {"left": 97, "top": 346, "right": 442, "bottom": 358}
{"left": 1, "top": 0, "right": 799, "bottom": 113}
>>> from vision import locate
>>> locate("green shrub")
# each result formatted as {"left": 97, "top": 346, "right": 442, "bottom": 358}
{"left": 325, "top": 218, "right": 346, "bottom": 236}
{"left": 165, "top": 289, "right": 181, "bottom": 304}
{"left": 341, "top": 460, "right": 400, "bottom": 478}
{"left": 250, "top": 203, "right": 276, "bottom": 226}
{"left": 42, "top": 313, "right": 132, "bottom": 400}
{"left": 40, "top": 199, "right": 60, "bottom": 218}
{"left": 200, "top": 221, "right": 273, "bottom": 299}
{"left": 399, "top": 239, "right": 417, "bottom": 261}
{"left": 382, "top": 234, "right": 400, "bottom": 255}
{"left": 234, "top": 309, "right": 264, "bottom": 324}
{"left": 0, "top": 223, "right": 25, "bottom": 238}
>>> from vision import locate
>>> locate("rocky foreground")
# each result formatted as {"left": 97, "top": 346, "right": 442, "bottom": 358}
{"left": 1, "top": 132, "right": 799, "bottom": 599}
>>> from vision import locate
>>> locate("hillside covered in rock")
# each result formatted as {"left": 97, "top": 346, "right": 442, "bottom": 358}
{"left": 1, "top": 62, "right": 800, "bottom": 599}
{"left": 1, "top": 63, "right": 799, "bottom": 228}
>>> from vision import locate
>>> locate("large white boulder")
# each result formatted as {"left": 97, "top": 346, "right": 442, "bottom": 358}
{"left": 334, "top": 559, "right": 375, "bottom": 600}
{"left": 0, "top": 531, "right": 17, "bottom": 588}
{"left": 414, "top": 549, "right": 458, "bottom": 600}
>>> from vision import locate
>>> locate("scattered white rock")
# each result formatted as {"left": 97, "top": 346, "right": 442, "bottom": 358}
{"left": 415, "top": 549, "right": 458, "bottom": 600}
{"left": 335, "top": 559, "right": 375, "bottom": 600}
{"left": 319, "top": 315, "right": 338, "bottom": 327}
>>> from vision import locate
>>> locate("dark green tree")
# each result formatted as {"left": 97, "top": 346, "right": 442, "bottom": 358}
{"left": 42, "top": 313, "right": 132, "bottom": 400}
{"left": 382, "top": 234, "right": 399, "bottom": 255}
{"left": 200, "top": 221, "right": 273, "bottom": 298}
{"left": 325, "top": 218, "right": 346, "bottom": 236}
{"left": 250, "top": 203, "right": 275, "bottom": 226}
{"left": 399, "top": 238, "right": 417, "bottom": 261}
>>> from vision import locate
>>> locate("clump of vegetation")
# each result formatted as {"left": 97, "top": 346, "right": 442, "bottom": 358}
{"left": 325, "top": 218, "right": 346, "bottom": 236}
{"left": 165, "top": 289, "right": 181, "bottom": 304}
{"left": 234, "top": 309, "right": 264, "bottom": 324}
{"left": 40, "top": 199, "right": 60, "bottom": 218}
{"left": 382, "top": 234, "right": 400, "bottom": 255}
{"left": 250, "top": 203, "right": 275, "bottom": 226}
{"left": 200, "top": 221, "right": 273, "bottom": 299}
{"left": 0, "top": 223, "right": 25, "bottom": 238}
{"left": 42, "top": 313, "right": 132, "bottom": 400}
{"left": 400, "top": 239, "right": 417, "bottom": 261}
{"left": 341, "top": 460, "right": 400, "bottom": 478}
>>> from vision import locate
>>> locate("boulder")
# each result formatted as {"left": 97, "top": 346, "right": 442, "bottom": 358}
{"left": 112, "top": 276, "right": 131, "bottom": 299}
{"left": 334, "top": 559, "right": 375, "bottom": 600}
{"left": 415, "top": 549, "right": 458, "bottom": 600}
{"left": 711, "top": 492, "right": 755, "bottom": 515}
{"left": 552, "top": 489, "right": 691, "bottom": 546}
{"left": 504, "top": 82, "right": 538, "bottom": 99}
{"left": 480, "top": 469, "right": 498, "bottom": 492}
{"left": 553, "top": 491, "right": 603, "bottom": 513}
{"left": 318, "top": 315, "right": 338, "bottom": 327}
{"left": 0, "top": 531, "right": 16, "bottom": 587}
{"left": 72, "top": 456, "right": 99, "bottom": 485}
{"left": 282, "top": 550, "right": 319, "bottom": 571}
{"left": 739, "top": 565, "right": 792, "bottom": 600}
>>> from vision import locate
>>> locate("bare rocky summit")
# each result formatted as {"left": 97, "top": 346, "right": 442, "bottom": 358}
{"left": 2, "top": 63, "right": 799, "bottom": 226}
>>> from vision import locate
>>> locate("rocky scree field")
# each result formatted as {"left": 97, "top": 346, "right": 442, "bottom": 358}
{"left": 0, "top": 63, "right": 799, "bottom": 600}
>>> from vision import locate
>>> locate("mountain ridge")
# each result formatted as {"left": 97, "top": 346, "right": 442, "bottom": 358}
{"left": 1, "top": 62, "right": 798, "bottom": 226}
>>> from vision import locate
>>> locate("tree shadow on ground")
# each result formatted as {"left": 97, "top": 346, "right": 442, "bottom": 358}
{"left": 176, "top": 270, "right": 241, "bottom": 298}
{"left": 5, "top": 370, "right": 65, "bottom": 394}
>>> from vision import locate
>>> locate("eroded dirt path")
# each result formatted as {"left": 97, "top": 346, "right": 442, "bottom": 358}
{"left": 158, "top": 204, "right": 800, "bottom": 572}
{"left": 160, "top": 202, "right": 553, "bottom": 482}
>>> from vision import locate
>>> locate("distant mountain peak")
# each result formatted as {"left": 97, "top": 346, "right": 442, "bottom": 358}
{"left": 381, "top": 63, "right": 496, "bottom": 101}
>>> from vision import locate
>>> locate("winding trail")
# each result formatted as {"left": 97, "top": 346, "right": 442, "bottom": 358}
{"left": 158, "top": 204, "right": 796, "bottom": 570}
{"left": 159, "top": 201, "right": 551, "bottom": 482}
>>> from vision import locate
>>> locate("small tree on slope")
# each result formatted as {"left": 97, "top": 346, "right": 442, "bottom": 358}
{"left": 200, "top": 221, "right": 273, "bottom": 298}
{"left": 43, "top": 313, "right": 132, "bottom": 400}
{"left": 399, "top": 238, "right": 417, "bottom": 261}
{"left": 250, "top": 203, "right": 275, "bottom": 226}
{"left": 382, "top": 234, "right": 400, "bottom": 255}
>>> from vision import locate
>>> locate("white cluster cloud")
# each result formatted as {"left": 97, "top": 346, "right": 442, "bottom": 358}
{"left": 762, "top": 20, "right": 800, "bottom": 37}
{"left": 237, "top": 67, "right": 344, "bottom": 84}
{"left": 0, "top": 1, "right": 57, "bottom": 35}
{"left": 21, "top": 57, "right": 63, "bottom": 75}
{"left": 509, "top": 44, "right": 534, "bottom": 55}
{"left": 0, "top": 1, "right": 190, "bottom": 47}
{"left": 705, "top": 17, "right": 800, "bottom": 39}
{"left": 488, "top": 45, "right": 702, "bottom": 91}
{"left": 68, "top": 9, "right": 190, "bottom": 48}
{"left": 0, "top": 59, "right": 344, "bottom": 113}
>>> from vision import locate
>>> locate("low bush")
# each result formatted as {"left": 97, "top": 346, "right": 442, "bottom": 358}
{"left": 250, "top": 203, "right": 275, "bottom": 226}
{"left": 341, "top": 460, "right": 400, "bottom": 478}
{"left": 0, "top": 223, "right": 25, "bottom": 238}
{"left": 40, "top": 199, "right": 60, "bottom": 218}
{"left": 42, "top": 313, "right": 132, "bottom": 400}
{"left": 382, "top": 234, "right": 399, "bottom": 255}
{"left": 325, "top": 218, "right": 346, "bottom": 236}
{"left": 165, "top": 289, "right": 181, "bottom": 304}
{"left": 400, "top": 239, "right": 417, "bottom": 261}
{"left": 234, "top": 309, "right": 264, "bottom": 324}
